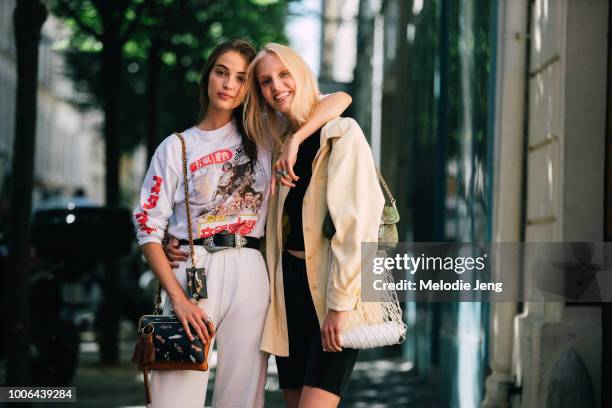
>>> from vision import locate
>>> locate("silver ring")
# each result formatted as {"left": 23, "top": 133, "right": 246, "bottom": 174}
{"left": 205, "top": 318, "right": 212, "bottom": 323}
{"left": 276, "top": 169, "right": 288, "bottom": 179}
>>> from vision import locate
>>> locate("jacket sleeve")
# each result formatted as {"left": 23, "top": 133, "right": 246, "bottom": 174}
{"left": 133, "top": 138, "right": 181, "bottom": 246}
{"left": 325, "top": 118, "right": 385, "bottom": 311}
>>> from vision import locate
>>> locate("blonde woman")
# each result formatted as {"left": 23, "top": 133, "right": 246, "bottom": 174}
{"left": 243, "top": 44, "right": 384, "bottom": 408}
{"left": 137, "top": 38, "right": 351, "bottom": 408}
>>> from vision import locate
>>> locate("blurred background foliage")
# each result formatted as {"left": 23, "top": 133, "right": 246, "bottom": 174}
{"left": 49, "top": 0, "right": 294, "bottom": 156}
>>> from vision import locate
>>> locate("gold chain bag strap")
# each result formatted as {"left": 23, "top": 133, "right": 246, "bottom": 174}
{"left": 132, "top": 133, "right": 210, "bottom": 405}
{"left": 323, "top": 167, "right": 399, "bottom": 247}
{"left": 374, "top": 168, "right": 400, "bottom": 247}
{"left": 177, "top": 132, "right": 208, "bottom": 302}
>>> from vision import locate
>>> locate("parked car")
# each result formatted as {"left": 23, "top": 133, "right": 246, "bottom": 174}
{"left": 1, "top": 203, "right": 141, "bottom": 386}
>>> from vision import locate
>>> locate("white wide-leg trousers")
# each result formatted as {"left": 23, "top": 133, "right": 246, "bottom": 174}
{"left": 147, "top": 246, "right": 270, "bottom": 408}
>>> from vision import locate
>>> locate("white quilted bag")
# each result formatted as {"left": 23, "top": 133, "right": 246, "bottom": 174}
{"left": 341, "top": 321, "right": 407, "bottom": 349}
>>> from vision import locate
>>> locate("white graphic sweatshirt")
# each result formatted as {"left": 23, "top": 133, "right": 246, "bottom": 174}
{"left": 133, "top": 120, "right": 271, "bottom": 246}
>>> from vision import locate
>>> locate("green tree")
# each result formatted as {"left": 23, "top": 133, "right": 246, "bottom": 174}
{"left": 7, "top": 0, "right": 48, "bottom": 388}
{"left": 50, "top": 0, "right": 152, "bottom": 207}
{"left": 56, "top": 0, "right": 294, "bottom": 166}
{"left": 136, "top": 0, "right": 294, "bottom": 162}
{"left": 49, "top": 0, "right": 152, "bottom": 364}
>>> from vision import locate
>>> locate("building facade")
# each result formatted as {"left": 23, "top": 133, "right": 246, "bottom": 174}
{"left": 485, "top": 1, "right": 608, "bottom": 407}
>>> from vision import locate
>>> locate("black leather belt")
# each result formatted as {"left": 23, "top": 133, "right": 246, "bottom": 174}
{"left": 179, "top": 232, "right": 260, "bottom": 252}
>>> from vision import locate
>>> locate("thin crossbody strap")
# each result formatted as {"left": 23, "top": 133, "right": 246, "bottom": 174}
{"left": 375, "top": 167, "right": 396, "bottom": 207}
{"left": 153, "top": 132, "right": 196, "bottom": 314}
{"left": 175, "top": 132, "right": 197, "bottom": 269}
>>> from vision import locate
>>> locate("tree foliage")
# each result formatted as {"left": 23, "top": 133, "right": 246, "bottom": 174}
{"left": 53, "top": 0, "right": 294, "bottom": 154}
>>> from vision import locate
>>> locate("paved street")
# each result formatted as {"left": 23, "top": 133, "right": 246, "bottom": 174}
{"left": 2, "top": 325, "right": 435, "bottom": 408}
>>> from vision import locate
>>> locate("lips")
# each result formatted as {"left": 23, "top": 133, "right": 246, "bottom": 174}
{"left": 218, "top": 92, "right": 234, "bottom": 100}
{"left": 273, "top": 91, "right": 291, "bottom": 103}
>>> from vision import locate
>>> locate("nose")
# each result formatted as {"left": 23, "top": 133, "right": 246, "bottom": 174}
{"left": 270, "top": 77, "right": 281, "bottom": 92}
{"left": 223, "top": 76, "right": 236, "bottom": 91}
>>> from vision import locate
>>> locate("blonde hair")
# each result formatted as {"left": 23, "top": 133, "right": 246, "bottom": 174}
{"left": 243, "top": 43, "right": 320, "bottom": 150}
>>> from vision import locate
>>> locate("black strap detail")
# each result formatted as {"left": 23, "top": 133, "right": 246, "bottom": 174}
{"left": 178, "top": 233, "right": 260, "bottom": 249}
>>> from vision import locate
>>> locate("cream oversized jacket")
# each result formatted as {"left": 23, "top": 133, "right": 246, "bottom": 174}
{"left": 260, "top": 117, "right": 385, "bottom": 357}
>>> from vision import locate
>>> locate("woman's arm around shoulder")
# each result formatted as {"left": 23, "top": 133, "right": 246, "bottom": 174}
{"left": 271, "top": 92, "right": 352, "bottom": 193}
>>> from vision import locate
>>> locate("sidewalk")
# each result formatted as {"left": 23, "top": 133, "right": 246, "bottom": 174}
{"left": 17, "top": 326, "right": 435, "bottom": 407}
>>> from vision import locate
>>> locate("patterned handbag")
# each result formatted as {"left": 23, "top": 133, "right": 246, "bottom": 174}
{"left": 132, "top": 314, "right": 210, "bottom": 403}
{"left": 132, "top": 133, "right": 210, "bottom": 404}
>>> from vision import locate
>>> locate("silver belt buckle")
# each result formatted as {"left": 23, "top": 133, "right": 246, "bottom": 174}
{"left": 235, "top": 234, "right": 248, "bottom": 248}
{"left": 203, "top": 236, "right": 228, "bottom": 253}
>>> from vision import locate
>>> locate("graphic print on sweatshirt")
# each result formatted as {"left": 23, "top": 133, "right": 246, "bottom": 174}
{"left": 188, "top": 142, "right": 266, "bottom": 238}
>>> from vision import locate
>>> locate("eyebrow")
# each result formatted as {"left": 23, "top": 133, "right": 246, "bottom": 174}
{"left": 214, "top": 63, "right": 246, "bottom": 75}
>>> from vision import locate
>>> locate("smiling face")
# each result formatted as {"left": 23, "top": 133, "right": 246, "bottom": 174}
{"left": 255, "top": 53, "right": 296, "bottom": 117}
{"left": 207, "top": 50, "right": 248, "bottom": 112}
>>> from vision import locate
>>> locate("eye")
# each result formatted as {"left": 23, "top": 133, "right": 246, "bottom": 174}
{"left": 237, "top": 76, "right": 246, "bottom": 83}
{"left": 280, "top": 70, "right": 291, "bottom": 78}
{"left": 260, "top": 78, "right": 271, "bottom": 86}
{"left": 215, "top": 69, "right": 227, "bottom": 77}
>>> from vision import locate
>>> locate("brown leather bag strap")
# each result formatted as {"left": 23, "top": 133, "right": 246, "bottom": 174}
{"left": 143, "top": 367, "right": 151, "bottom": 404}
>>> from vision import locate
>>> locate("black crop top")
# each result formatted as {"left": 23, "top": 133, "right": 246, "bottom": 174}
{"left": 284, "top": 128, "right": 322, "bottom": 251}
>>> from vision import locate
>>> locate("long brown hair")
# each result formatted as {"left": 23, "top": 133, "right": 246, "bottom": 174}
{"left": 197, "top": 39, "right": 258, "bottom": 162}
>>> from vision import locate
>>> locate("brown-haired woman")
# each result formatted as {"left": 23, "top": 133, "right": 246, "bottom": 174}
{"left": 134, "top": 39, "right": 352, "bottom": 407}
